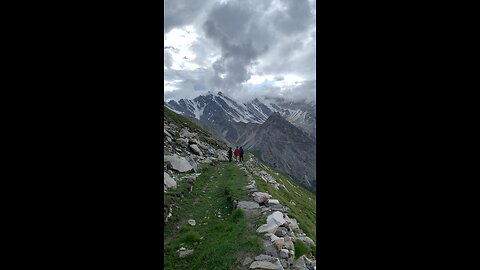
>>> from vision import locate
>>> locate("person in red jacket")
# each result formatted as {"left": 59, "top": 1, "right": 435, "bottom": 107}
{"left": 234, "top": 146, "right": 240, "bottom": 162}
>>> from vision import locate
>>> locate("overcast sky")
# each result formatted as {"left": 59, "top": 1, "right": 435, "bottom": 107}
{"left": 164, "top": 0, "right": 316, "bottom": 103}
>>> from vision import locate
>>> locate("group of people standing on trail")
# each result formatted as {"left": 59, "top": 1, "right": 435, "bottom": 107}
{"left": 227, "top": 146, "right": 244, "bottom": 162}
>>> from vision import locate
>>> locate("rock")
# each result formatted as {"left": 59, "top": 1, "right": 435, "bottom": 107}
{"left": 263, "top": 240, "right": 280, "bottom": 258}
{"left": 242, "top": 257, "right": 254, "bottom": 266}
{"left": 304, "top": 256, "right": 316, "bottom": 270}
{"left": 186, "top": 155, "right": 198, "bottom": 172}
{"left": 164, "top": 128, "right": 173, "bottom": 138}
{"left": 164, "top": 172, "right": 177, "bottom": 189}
{"left": 294, "top": 256, "right": 308, "bottom": 270}
{"left": 180, "top": 129, "right": 196, "bottom": 138}
{"left": 256, "top": 223, "right": 279, "bottom": 234}
{"left": 298, "top": 236, "right": 316, "bottom": 247}
{"left": 189, "top": 144, "right": 203, "bottom": 155}
{"left": 284, "top": 236, "right": 294, "bottom": 250}
{"left": 267, "top": 211, "right": 286, "bottom": 226}
{"left": 268, "top": 199, "right": 280, "bottom": 205}
{"left": 273, "top": 238, "right": 285, "bottom": 250}
{"left": 179, "top": 249, "right": 194, "bottom": 258}
{"left": 253, "top": 192, "right": 272, "bottom": 203}
{"left": 279, "top": 249, "right": 289, "bottom": 258}
{"left": 237, "top": 201, "right": 261, "bottom": 210}
{"left": 254, "top": 254, "right": 277, "bottom": 262}
{"left": 164, "top": 155, "right": 193, "bottom": 172}
{"left": 187, "top": 219, "right": 196, "bottom": 226}
{"left": 175, "top": 138, "right": 189, "bottom": 147}
{"left": 249, "top": 259, "right": 284, "bottom": 270}
{"left": 275, "top": 227, "right": 288, "bottom": 237}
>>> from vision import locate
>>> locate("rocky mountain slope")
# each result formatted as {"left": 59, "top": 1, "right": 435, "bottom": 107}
{"left": 164, "top": 93, "right": 316, "bottom": 192}
{"left": 163, "top": 107, "right": 316, "bottom": 270}
{"left": 239, "top": 112, "right": 316, "bottom": 191}
{"left": 165, "top": 92, "right": 316, "bottom": 139}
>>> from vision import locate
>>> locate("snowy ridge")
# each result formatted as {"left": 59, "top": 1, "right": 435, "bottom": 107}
{"left": 164, "top": 91, "right": 315, "bottom": 137}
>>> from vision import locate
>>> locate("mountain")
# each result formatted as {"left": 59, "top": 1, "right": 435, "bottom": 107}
{"left": 240, "top": 112, "right": 316, "bottom": 191}
{"left": 165, "top": 92, "right": 316, "bottom": 139}
{"left": 164, "top": 92, "right": 316, "bottom": 191}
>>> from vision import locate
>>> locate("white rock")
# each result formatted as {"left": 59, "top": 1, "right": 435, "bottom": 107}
{"left": 298, "top": 236, "right": 316, "bottom": 247}
{"left": 279, "top": 249, "right": 289, "bottom": 258}
{"left": 187, "top": 219, "right": 196, "bottom": 226}
{"left": 253, "top": 192, "right": 272, "bottom": 203}
{"left": 189, "top": 144, "right": 203, "bottom": 156}
{"left": 257, "top": 223, "right": 279, "bottom": 234}
{"left": 237, "top": 201, "right": 261, "bottom": 210}
{"left": 164, "top": 172, "right": 177, "bottom": 189}
{"left": 164, "top": 154, "right": 193, "bottom": 172}
{"left": 249, "top": 259, "right": 284, "bottom": 270}
{"left": 267, "top": 211, "right": 286, "bottom": 226}
{"left": 179, "top": 249, "right": 194, "bottom": 258}
{"left": 268, "top": 199, "right": 280, "bottom": 205}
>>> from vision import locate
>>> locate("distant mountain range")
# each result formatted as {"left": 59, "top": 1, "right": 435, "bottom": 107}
{"left": 165, "top": 92, "right": 316, "bottom": 139}
{"left": 164, "top": 92, "right": 316, "bottom": 191}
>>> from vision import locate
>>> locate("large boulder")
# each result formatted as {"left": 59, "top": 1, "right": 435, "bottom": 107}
{"left": 250, "top": 258, "right": 284, "bottom": 270}
{"left": 257, "top": 223, "right": 279, "bottom": 234}
{"left": 237, "top": 201, "right": 261, "bottom": 210}
{"left": 164, "top": 172, "right": 176, "bottom": 189}
{"left": 164, "top": 154, "right": 193, "bottom": 172}
{"left": 298, "top": 236, "right": 316, "bottom": 247}
{"left": 294, "top": 256, "right": 308, "bottom": 270}
{"left": 253, "top": 192, "right": 272, "bottom": 203}
{"left": 267, "top": 211, "right": 286, "bottom": 226}
{"left": 189, "top": 144, "right": 203, "bottom": 156}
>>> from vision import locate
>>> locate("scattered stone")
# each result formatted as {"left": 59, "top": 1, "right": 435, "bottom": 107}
{"left": 249, "top": 259, "right": 284, "bottom": 270}
{"left": 257, "top": 223, "right": 279, "bottom": 234}
{"left": 275, "top": 227, "right": 288, "bottom": 237}
{"left": 298, "top": 236, "right": 316, "bottom": 247}
{"left": 179, "top": 249, "right": 194, "bottom": 258}
{"left": 187, "top": 219, "right": 196, "bottom": 226}
{"left": 294, "top": 255, "right": 308, "bottom": 270}
{"left": 164, "top": 155, "right": 193, "bottom": 172}
{"left": 268, "top": 199, "right": 280, "bottom": 205}
{"left": 273, "top": 238, "right": 285, "bottom": 250}
{"left": 242, "top": 257, "right": 254, "bottom": 266}
{"left": 267, "top": 211, "right": 286, "bottom": 226}
{"left": 253, "top": 192, "right": 272, "bottom": 203}
{"left": 279, "top": 249, "right": 289, "bottom": 258}
{"left": 237, "top": 201, "right": 261, "bottom": 210}
{"left": 164, "top": 172, "right": 177, "bottom": 189}
{"left": 189, "top": 144, "right": 203, "bottom": 155}
{"left": 255, "top": 254, "right": 278, "bottom": 262}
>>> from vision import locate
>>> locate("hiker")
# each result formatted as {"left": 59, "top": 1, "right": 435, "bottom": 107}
{"left": 234, "top": 146, "right": 240, "bottom": 161}
{"left": 239, "top": 146, "right": 244, "bottom": 161}
{"left": 227, "top": 147, "right": 232, "bottom": 162}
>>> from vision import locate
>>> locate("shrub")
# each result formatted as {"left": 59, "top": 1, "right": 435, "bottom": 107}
{"left": 294, "top": 239, "right": 308, "bottom": 259}
{"left": 185, "top": 230, "right": 201, "bottom": 243}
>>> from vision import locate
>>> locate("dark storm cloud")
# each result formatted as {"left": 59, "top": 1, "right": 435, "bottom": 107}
{"left": 202, "top": 1, "right": 274, "bottom": 92}
{"left": 164, "top": 0, "right": 316, "bottom": 103}
{"left": 164, "top": 0, "right": 214, "bottom": 33}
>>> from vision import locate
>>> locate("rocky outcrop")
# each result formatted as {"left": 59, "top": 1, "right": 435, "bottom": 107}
{"left": 164, "top": 172, "right": 176, "bottom": 189}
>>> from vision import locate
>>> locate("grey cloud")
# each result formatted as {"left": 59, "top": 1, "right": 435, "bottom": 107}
{"left": 164, "top": 0, "right": 316, "bottom": 103}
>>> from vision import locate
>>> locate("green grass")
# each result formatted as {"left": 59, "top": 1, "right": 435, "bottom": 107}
{"left": 246, "top": 153, "right": 317, "bottom": 244}
{"left": 164, "top": 161, "right": 263, "bottom": 270}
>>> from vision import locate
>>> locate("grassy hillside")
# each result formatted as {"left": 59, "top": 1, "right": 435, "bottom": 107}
{"left": 246, "top": 152, "right": 317, "bottom": 243}
{"left": 164, "top": 162, "right": 263, "bottom": 269}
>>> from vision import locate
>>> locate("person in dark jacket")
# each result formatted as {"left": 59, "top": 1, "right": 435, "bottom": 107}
{"left": 227, "top": 147, "right": 232, "bottom": 162}
{"left": 239, "top": 146, "right": 244, "bottom": 161}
